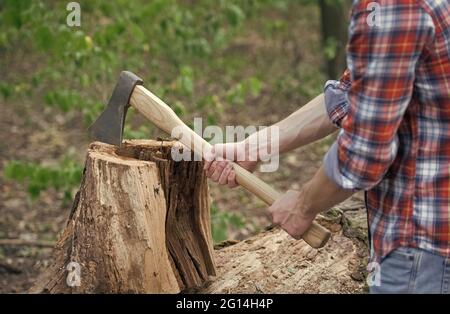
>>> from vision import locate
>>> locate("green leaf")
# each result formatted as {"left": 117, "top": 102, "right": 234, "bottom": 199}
{"left": 225, "top": 3, "right": 245, "bottom": 27}
{"left": 4, "top": 161, "right": 29, "bottom": 182}
{"left": 210, "top": 203, "right": 246, "bottom": 243}
{"left": 324, "top": 37, "right": 338, "bottom": 60}
{"left": 177, "top": 66, "right": 194, "bottom": 96}
{"left": 35, "top": 25, "right": 53, "bottom": 50}
{"left": 173, "top": 101, "right": 185, "bottom": 116}
{"left": 0, "top": 81, "right": 13, "bottom": 99}
{"left": 28, "top": 183, "right": 42, "bottom": 200}
{"left": 3, "top": 156, "right": 83, "bottom": 202}
{"left": 248, "top": 77, "right": 262, "bottom": 97}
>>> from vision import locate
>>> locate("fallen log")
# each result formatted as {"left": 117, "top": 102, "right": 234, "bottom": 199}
{"left": 31, "top": 140, "right": 216, "bottom": 293}
{"left": 199, "top": 215, "right": 368, "bottom": 294}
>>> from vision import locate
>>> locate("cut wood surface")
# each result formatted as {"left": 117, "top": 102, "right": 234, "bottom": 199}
{"left": 31, "top": 140, "right": 215, "bottom": 293}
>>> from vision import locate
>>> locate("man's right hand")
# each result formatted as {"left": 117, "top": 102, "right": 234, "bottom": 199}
{"left": 203, "top": 142, "right": 258, "bottom": 188}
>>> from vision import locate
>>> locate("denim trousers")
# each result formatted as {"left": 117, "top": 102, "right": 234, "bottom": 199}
{"left": 370, "top": 246, "right": 450, "bottom": 294}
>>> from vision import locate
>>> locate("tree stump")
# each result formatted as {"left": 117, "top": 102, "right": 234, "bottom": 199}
{"left": 31, "top": 140, "right": 216, "bottom": 293}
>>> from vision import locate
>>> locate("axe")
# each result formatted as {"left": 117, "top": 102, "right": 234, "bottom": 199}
{"left": 89, "top": 71, "right": 331, "bottom": 248}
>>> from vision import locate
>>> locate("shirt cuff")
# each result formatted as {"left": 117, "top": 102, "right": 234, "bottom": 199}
{"left": 323, "top": 141, "right": 360, "bottom": 191}
{"left": 323, "top": 80, "right": 349, "bottom": 128}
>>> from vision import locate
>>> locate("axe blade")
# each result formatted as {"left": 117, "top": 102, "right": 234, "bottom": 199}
{"left": 88, "top": 71, "right": 143, "bottom": 146}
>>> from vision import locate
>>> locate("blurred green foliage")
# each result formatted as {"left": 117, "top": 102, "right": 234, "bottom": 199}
{"left": 1, "top": 0, "right": 325, "bottom": 242}
{"left": 4, "top": 156, "right": 83, "bottom": 202}
{"left": 211, "top": 203, "right": 246, "bottom": 243}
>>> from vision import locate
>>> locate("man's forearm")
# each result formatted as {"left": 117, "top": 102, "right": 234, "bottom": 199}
{"left": 275, "top": 93, "right": 337, "bottom": 153}
{"left": 300, "top": 166, "right": 354, "bottom": 217}
{"left": 244, "top": 93, "right": 337, "bottom": 160}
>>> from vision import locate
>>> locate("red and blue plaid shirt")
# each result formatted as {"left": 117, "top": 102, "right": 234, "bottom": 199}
{"left": 323, "top": 0, "right": 450, "bottom": 262}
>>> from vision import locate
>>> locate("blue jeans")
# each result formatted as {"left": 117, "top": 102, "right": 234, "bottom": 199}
{"left": 370, "top": 247, "right": 450, "bottom": 294}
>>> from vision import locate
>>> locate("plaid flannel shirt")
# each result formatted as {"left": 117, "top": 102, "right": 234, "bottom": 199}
{"left": 323, "top": 0, "right": 450, "bottom": 262}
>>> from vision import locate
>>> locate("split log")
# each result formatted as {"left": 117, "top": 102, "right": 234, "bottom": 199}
{"left": 31, "top": 140, "right": 215, "bottom": 293}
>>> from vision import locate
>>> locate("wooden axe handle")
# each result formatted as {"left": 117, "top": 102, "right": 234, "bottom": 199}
{"left": 129, "top": 85, "right": 331, "bottom": 248}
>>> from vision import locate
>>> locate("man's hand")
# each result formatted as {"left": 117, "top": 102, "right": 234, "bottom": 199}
{"left": 268, "top": 189, "right": 316, "bottom": 239}
{"left": 203, "top": 142, "right": 258, "bottom": 188}
{"left": 270, "top": 167, "right": 355, "bottom": 240}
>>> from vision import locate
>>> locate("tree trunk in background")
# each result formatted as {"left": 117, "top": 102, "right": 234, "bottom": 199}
{"left": 30, "top": 140, "right": 215, "bottom": 293}
{"left": 320, "top": 0, "right": 352, "bottom": 79}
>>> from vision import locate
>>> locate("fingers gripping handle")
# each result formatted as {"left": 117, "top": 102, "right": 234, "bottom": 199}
{"left": 231, "top": 164, "right": 331, "bottom": 248}
{"left": 129, "top": 85, "right": 331, "bottom": 249}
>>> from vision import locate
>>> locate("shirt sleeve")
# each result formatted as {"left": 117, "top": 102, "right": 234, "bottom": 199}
{"left": 323, "top": 69, "right": 351, "bottom": 128}
{"left": 323, "top": 0, "right": 434, "bottom": 190}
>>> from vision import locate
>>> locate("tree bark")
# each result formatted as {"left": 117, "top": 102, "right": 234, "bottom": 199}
{"left": 30, "top": 140, "right": 215, "bottom": 293}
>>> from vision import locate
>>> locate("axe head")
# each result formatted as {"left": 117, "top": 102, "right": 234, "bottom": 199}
{"left": 88, "top": 71, "right": 143, "bottom": 146}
